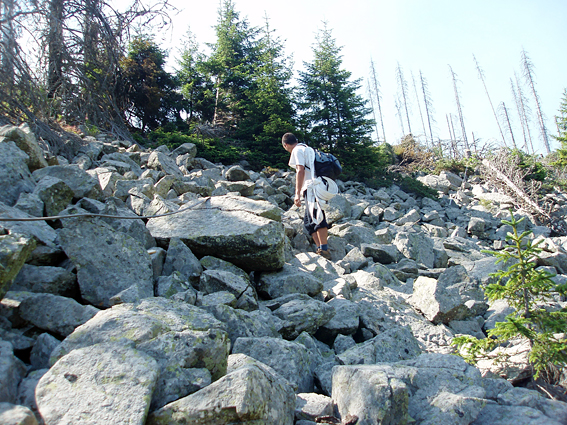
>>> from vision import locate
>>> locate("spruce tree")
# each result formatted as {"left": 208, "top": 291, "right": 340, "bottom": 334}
{"left": 552, "top": 89, "right": 567, "bottom": 167}
{"left": 298, "top": 23, "right": 375, "bottom": 176}
{"left": 238, "top": 15, "right": 296, "bottom": 169}
{"left": 121, "top": 36, "right": 181, "bottom": 132}
{"left": 204, "top": 0, "right": 259, "bottom": 129}
{"left": 176, "top": 30, "right": 215, "bottom": 124}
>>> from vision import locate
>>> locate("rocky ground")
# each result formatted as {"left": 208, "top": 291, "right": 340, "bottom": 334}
{"left": 0, "top": 123, "right": 566, "bottom": 425}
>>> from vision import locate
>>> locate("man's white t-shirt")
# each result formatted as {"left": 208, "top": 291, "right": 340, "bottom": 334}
{"left": 288, "top": 143, "right": 314, "bottom": 193}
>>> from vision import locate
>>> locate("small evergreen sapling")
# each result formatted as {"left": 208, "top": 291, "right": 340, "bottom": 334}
{"left": 452, "top": 210, "right": 567, "bottom": 379}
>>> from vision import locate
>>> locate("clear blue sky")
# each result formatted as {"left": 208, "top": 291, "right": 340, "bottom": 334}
{"left": 153, "top": 0, "right": 566, "bottom": 154}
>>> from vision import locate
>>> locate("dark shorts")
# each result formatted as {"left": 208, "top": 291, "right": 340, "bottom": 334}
{"left": 303, "top": 191, "right": 328, "bottom": 235}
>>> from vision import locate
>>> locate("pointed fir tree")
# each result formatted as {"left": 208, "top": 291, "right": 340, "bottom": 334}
{"left": 176, "top": 29, "right": 215, "bottom": 124}
{"left": 453, "top": 211, "right": 567, "bottom": 380}
{"left": 298, "top": 22, "right": 376, "bottom": 177}
{"left": 204, "top": 0, "right": 259, "bottom": 129}
{"left": 552, "top": 89, "right": 567, "bottom": 167}
{"left": 237, "top": 13, "right": 296, "bottom": 169}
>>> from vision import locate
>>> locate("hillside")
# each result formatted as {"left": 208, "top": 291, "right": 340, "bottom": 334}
{"left": 1, "top": 124, "right": 566, "bottom": 424}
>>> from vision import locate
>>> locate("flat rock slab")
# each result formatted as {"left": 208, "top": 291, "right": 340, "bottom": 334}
{"left": 36, "top": 342, "right": 159, "bottom": 425}
{"left": 147, "top": 364, "right": 295, "bottom": 425}
{"left": 0, "top": 202, "right": 58, "bottom": 248}
{"left": 58, "top": 218, "right": 154, "bottom": 307}
{"left": 147, "top": 198, "right": 285, "bottom": 271}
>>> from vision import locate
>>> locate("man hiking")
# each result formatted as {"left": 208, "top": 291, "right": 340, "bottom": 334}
{"left": 282, "top": 132, "right": 332, "bottom": 260}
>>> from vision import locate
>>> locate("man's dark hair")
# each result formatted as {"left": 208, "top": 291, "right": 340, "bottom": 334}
{"left": 282, "top": 132, "right": 298, "bottom": 145}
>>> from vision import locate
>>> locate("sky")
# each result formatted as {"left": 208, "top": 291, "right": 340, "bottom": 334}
{"left": 151, "top": 0, "right": 566, "bottom": 154}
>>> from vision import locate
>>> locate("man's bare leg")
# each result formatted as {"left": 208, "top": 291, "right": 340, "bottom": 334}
{"left": 311, "top": 231, "right": 321, "bottom": 247}
{"left": 316, "top": 227, "right": 328, "bottom": 246}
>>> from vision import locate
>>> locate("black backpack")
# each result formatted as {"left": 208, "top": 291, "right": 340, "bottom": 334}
{"left": 300, "top": 144, "right": 342, "bottom": 180}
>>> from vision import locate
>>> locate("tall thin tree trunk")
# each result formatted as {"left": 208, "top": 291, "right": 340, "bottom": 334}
{"left": 449, "top": 65, "right": 469, "bottom": 150}
{"left": 450, "top": 113, "right": 459, "bottom": 158}
{"left": 500, "top": 102, "right": 517, "bottom": 149}
{"left": 446, "top": 114, "right": 454, "bottom": 142}
{"left": 369, "top": 58, "right": 386, "bottom": 143}
{"left": 514, "top": 72, "right": 535, "bottom": 154}
{"left": 47, "top": 0, "right": 64, "bottom": 99}
{"left": 521, "top": 48, "right": 550, "bottom": 154}
{"left": 396, "top": 62, "right": 412, "bottom": 134}
{"left": 511, "top": 77, "right": 530, "bottom": 153}
{"left": 473, "top": 54, "right": 506, "bottom": 147}
{"left": 395, "top": 97, "right": 405, "bottom": 136}
{"left": 420, "top": 70, "right": 435, "bottom": 146}
{"left": 1, "top": 0, "right": 16, "bottom": 93}
{"left": 411, "top": 70, "right": 427, "bottom": 145}
{"left": 366, "top": 80, "right": 380, "bottom": 143}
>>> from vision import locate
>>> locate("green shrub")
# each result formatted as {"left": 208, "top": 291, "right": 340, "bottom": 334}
{"left": 364, "top": 171, "right": 437, "bottom": 199}
{"left": 452, "top": 211, "right": 567, "bottom": 380}
{"left": 434, "top": 156, "right": 480, "bottom": 175}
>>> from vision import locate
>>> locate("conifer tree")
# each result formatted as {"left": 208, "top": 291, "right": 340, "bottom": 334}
{"left": 176, "top": 29, "right": 215, "bottom": 123}
{"left": 204, "top": 0, "right": 259, "bottom": 129}
{"left": 298, "top": 22, "right": 374, "bottom": 174}
{"left": 239, "top": 13, "right": 295, "bottom": 168}
{"left": 552, "top": 89, "right": 567, "bottom": 167}
{"left": 121, "top": 36, "right": 181, "bottom": 131}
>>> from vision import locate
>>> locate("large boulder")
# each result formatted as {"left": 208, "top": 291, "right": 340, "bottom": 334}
{"left": 0, "top": 142, "right": 35, "bottom": 206}
{"left": 0, "top": 124, "right": 48, "bottom": 171}
{"left": 332, "top": 365, "right": 411, "bottom": 425}
{"left": 36, "top": 342, "right": 159, "bottom": 425}
{"left": 268, "top": 294, "right": 335, "bottom": 340}
{"left": 410, "top": 265, "right": 486, "bottom": 324}
{"left": 203, "top": 304, "right": 282, "bottom": 345}
{"left": 58, "top": 218, "right": 154, "bottom": 307}
{"left": 50, "top": 298, "right": 226, "bottom": 363}
{"left": 0, "top": 202, "right": 58, "bottom": 248}
{"left": 0, "top": 341, "right": 27, "bottom": 404}
{"left": 147, "top": 151, "right": 183, "bottom": 177}
{"left": 0, "top": 402, "right": 38, "bottom": 425}
{"left": 31, "top": 176, "right": 74, "bottom": 217}
{"left": 18, "top": 293, "right": 99, "bottom": 337}
{"left": 232, "top": 336, "right": 315, "bottom": 393}
{"left": 336, "top": 326, "right": 422, "bottom": 365}
{"left": 257, "top": 261, "right": 324, "bottom": 299}
{"left": 147, "top": 196, "right": 285, "bottom": 271}
{"left": 0, "top": 233, "right": 36, "bottom": 301}
{"left": 136, "top": 328, "right": 230, "bottom": 410}
{"left": 162, "top": 237, "right": 203, "bottom": 285}
{"left": 12, "top": 265, "right": 76, "bottom": 297}
{"left": 199, "top": 269, "right": 257, "bottom": 311}
{"left": 393, "top": 227, "right": 435, "bottom": 268}
{"left": 32, "top": 165, "right": 103, "bottom": 201}
{"left": 147, "top": 363, "right": 295, "bottom": 425}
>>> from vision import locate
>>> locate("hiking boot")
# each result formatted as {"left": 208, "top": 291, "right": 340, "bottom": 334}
{"left": 317, "top": 248, "right": 332, "bottom": 260}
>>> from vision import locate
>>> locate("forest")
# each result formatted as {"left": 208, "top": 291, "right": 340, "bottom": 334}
{"left": 1, "top": 0, "right": 567, "bottom": 184}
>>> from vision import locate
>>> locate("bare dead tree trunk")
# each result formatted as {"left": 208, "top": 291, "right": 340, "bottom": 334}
{"left": 511, "top": 77, "right": 530, "bottom": 153}
{"left": 499, "top": 101, "right": 517, "bottom": 149}
{"left": 394, "top": 96, "right": 405, "bottom": 137}
{"left": 514, "top": 71, "right": 535, "bottom": 154}
{"left": 369, "top": 58, "right": 386, "bottom": 143}
{"left": 1, "top": 0, "right": 16, "bottom": 93}
{"left": 420, "top": 70, "right": 436, "bottom": 147}
{"left": 473, "top": 54, "right": 506, "bottom": 147}
{"left": 411, "top": 70, "right": 427, "bottom": 145}
{"left": 521, "top": 48, "right": 550, "bottom": 154}
{"left": 396, "top": 62, "right": 412, "bottom": 134}
{"left": 450, "top": 113, "right": 459, "bottom": 157}
{"left": 446, "top": 113, "right": 453, "bottom": 143}
{"left": 47, "top": 0, "right": 64, "bottom": 99}
{"left": 366, "top": 80, "right": 380, "bottom": 143}
{"left": 449, "top": 65, "right": 469, "bottom": 150}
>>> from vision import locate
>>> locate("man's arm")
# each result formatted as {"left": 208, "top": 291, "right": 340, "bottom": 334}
{"left": 294, "top": 165, "right": 305, "bottom": 207}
